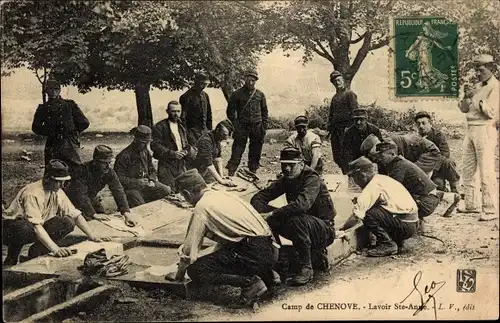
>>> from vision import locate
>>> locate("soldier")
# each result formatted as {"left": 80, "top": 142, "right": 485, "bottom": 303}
{"left": 3, "top": 160, "right": 110, "bottom": 267}
{"left": 328, "top": 71, "right": 358, "bottom": 174}
{"left": 114, "top": 126, "right": 172, "bottom": 207}
{"left": 414, "top": 111, "right": 461, "bottom": 193}
{"left": 340, "top": 157, "right": 419, "bottom": 257}
{"left": 251, "top": 147, "right": 336, "bottom": 286}
{"left": 151, "top": 101, "right": 197, "bottom": 190}
{"left": 179, "top": 73, "right": 213, "bottom": 145}
{"left": 32, "top": 79, "right": 90, "bottom": 175}
{"left": 226, "top": 69, "right": 269, "bottom": 176}
{"left": 343, "top": 108, "right": 383, "bottom": 165}
{"left": 285, "top": 115, "right": 324, "bottom": 174}
{"left": 458, "top": 54, "right": 499, "bottom": 220}
{"left": 65, "top": 145, "right": 137, "bottom": 227}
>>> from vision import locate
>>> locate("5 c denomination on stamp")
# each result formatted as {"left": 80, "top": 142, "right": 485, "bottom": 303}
{"left": 393, "top": 17, "right": 459, "bottom": 98}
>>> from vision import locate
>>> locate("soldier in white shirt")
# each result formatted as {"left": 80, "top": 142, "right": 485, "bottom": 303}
{"left": 458, "top": 54, "right": 499, "bottom": 221}
{"left": 340, "top": 157, "right": 419, "bottom": 257}
{"left": 285, "top": 115, "right": 324, "bottom": 174}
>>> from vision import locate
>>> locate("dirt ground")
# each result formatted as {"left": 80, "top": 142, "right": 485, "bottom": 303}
{"left": 2, "top": 129, "right": 499, "bottom": 321}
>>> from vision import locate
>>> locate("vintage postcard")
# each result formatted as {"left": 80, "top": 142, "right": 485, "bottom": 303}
{"left": 1, "top": 0, "right": 498, "bottom": 321}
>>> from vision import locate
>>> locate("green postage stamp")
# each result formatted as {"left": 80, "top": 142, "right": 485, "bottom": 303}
{"left": 393, "top": 17, "right": 459, "bottom": 98}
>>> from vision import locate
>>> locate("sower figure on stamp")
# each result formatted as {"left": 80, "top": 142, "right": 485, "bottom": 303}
{"left": 341, "top": 157, "right": 419, "bottom": 256}
{"left": 285, "top": 115, "right": 324, "bottom": 174}
{"left": 457, "top": 54, "right": 499, "bottom": 221}
{"left": 370, "top": 142, "right": 448, "bottom": 233}
{"left": 2, "top": 160, "right": 110, "bottom": 267}
{"left": 151, "top": 101, "right": 197, "bottom": 191}
{"left": 226, "top": 69, "right": 268, "bottom": 176}
{"left": 250, "top": 147, "right": 336, "bottom": 286}
{"left": 114, "top": 125, "right": 172, "bottom": 208}
{"left": 179, "top": 73, "right": 213, "bottom": 145}
{"left": 414, "top": 111, "right": 460, "bottom": 193}
{"left": 342, "top": 108, "right": 383, "bottom": 166}
{"left": 65, "top": 145, "right": 138, "bottom": 227}
{"left": 32, "top": 79, "right": 90, "bottom": 176}
{"left": 328, "top": 71, "right": 358, "bottom": 174}
{"left": 165, "top": 169, "right": 279, "bottom": 307}
{"left": 191, "top": 120, "right": 236, "bottom": 187}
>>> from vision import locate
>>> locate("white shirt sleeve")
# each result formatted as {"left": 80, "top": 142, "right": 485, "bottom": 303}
{"left": 352, "top": 178, "right": 382, "bottom": 219}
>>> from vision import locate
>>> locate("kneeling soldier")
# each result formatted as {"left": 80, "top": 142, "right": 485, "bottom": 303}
{"left": 114, "top": 125, "right": 172, "bottom": 207}
{"left": 3, "top": 160, "right": 110, "bottom": 267}
{"left": 341, "top": 157, "right": 419, "bottom": 256}
{"left": 165, "top": 169, "right": 278, "bottom": 307}
{"left": 251, "top": 147, "right": 336, "bottom": 286}
{"left": 285, "top": 115, "right": 324, "bottom": 174}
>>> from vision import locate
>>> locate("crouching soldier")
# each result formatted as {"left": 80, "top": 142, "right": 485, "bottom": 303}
{"left": 250, "top": 147, "right": 336, "bottom": 286}
{"left": 2, "top": 160, "right": 110, "bottom": 267}
{"left": 165, "top": 169, "right": 279, "bottom": 307}
{"left": 114, "top": 125, "right": 172, "bottom": 207}
{"left": 65, "top": 145, "right": 138, "bottom": 227}
{"left": 341, "top": 157, "right": 419, "bottom": 256}
{"left": 285, "top": 115, "right": 324, "bottom": 174}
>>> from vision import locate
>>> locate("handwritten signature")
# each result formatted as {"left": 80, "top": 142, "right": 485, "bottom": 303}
{"left": 399, "top": 271, "right": 446, "bottom": 320}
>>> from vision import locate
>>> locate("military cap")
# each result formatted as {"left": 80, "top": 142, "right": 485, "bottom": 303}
{"left": 330, "top": 70, "right": 343, "bottom": 80}
{"left": 414, "top": 111, "right": 431, "bottom": 121}
{"left": 195, "top": 72, "right": 210, "bottom": 82}
{"left": 244, "top": 69, "right": 259, "bottom": 80}
{"left": 45, "top": 159, "right": 71, "bottom": 180}
{"left": 134, "top": 125, "right": 152, "bottom": 142}
{"left": 294, "top": 115, "right": 309, "bottom": 127}
{"left": 93, "top": 145, "right": 114, "bottom": 162}
{"left": 174, "top": 169, "right": 205, "bottom": 192}
{"left": 44, "top": 79, "right": 61, "bottom": 90}
{"left": 347, "top": 156, "right": 374, "bottom": 175}
{"left": 375, "top": 141, "right": 398, "bottom": 153}
{"left": 217, "top": 119, "right": 235, "bottom": 134}
{"left": 473, "top": 54, "right": 494, "bottom": 66}
{"left": 280, "top": 147, "right": 303, "bottom": 164}
{"left": 352, "top": 108, "right": 368, "bottom": 119}
{"left": 360, "top": 134, "right": 382, "bottom": 156}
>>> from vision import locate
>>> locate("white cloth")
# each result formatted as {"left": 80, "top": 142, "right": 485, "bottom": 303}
{"left": 353, "top": 174, "right": 418, "bottom": 222}
{"left": 169, "top": 121, "right": 183, "bottom": 152}
{"left": 285, "top": 130, "right": 322, "bottom": 162}
{"left": 3, "top": 180, "right": 81, "bottom": 225}
{"left": 98, "top": 217, "right": 146, "bottom": 237}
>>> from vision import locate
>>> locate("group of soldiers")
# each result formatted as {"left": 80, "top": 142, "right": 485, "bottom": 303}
{"left": 3, "top": 54, "right": 498, "bottom": 307}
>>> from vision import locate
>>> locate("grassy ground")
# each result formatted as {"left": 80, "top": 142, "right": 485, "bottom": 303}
{"left": 2, "top": 129, "right": 499, "bottom": 321}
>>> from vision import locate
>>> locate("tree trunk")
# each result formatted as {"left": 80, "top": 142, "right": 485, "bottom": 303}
{"left": 134, "top": 83, "right": 153, "bottom": 128}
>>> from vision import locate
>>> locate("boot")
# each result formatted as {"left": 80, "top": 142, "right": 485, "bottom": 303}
{"left": 289, "top": 266, "right": 314, "bottom": 286}
{"left": 366, "top": 241, "right": 398, "bottom": 257}
{"left": 311, "top": 248, "right": 330, "bottom": 272}
{"left": 3, "top": 256, "right": 19, "bottom": 268}
{"left": 394, "top": 239, "right": 405, "bottom": 253}
{"left": 3, "top": 245, "right": 22, "bottom": 267}
{"left": 240, "top": 276, "right": 268, "bottom": 306}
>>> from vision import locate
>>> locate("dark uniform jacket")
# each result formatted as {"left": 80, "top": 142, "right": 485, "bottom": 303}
{"left": 179, "top": 88, "right": 212, "bottom": 131}
{"left": 65, "top": 162, "right": 130, "bottom": 219}
{"left": 381, "top": 156, "right": 437, "bottom": 199}
{"left": 390, "top": 133, "right": 442, "bottom": 174}
{"left": 328, "top": 90, "right": 358, "bottom": 129}
{"left": 151, "top": 119, "right": 192, "bottom": 162}
{"left": 114, "top": 144, "right": 158, "bottom": 191}
{"left": 227, "top": 87, "right": 268, "bottom": 128}
{"left": 32, "top": 97, "right": 90, "bottom": 165}
{"left": 343, "top": 122, "right": 383, "bottom": 163}
{"left": 424, "top": 128, "right": 450, "bottom": 159}
{"left": 250, "top": 166, "right": 336, "bottom": 223}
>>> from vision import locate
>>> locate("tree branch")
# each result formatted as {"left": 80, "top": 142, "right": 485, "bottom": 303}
{"left": 350, "top": 32, "right": 367, "bottom": 44}
{"left": 313, "top": 39, "right": 334, "bottom": 63}
{"left": 34, "top": 69, "right": 43, "bottom": 84}
{"left": 369, "top": 36, "right": 391, "bottom": 50}
{"left": 349, "top": 31, "right": 372, "bottom": 77}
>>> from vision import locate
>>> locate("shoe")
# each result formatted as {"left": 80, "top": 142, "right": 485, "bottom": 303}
{"left": 240, "top": 276, "right": 268, "bottom": 306}
{"left": 311, "top": 248, "right": 330, "bottom": 272}
{"left": 2, "top": 257, "right": 19, "bottom": 268}
{"left": 366, "top": 241, "right": 398, "bottom": 257}
{"left": 479, "top": 213, "right": 499, "bottom": 221}
{"left": 289, "top": 266, "right": 314, "bottom": 286}
{"left": 442, "top": 193, "right": 461, "bottom": 218}
{"left": 228, "top": 169, "right": 236, "bottom": 177}
{"left": 456, "top": 208, "right": 481, "bottom": 214}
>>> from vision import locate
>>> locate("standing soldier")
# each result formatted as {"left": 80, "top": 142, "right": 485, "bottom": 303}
{"left": 226, "top": 69, "right": 269, "bottom": 176}
{"left": 328, "top": 71, "right": 358, "bottom": 174}
{"left": 458, "top": 54, "right": 499, "bottom": 220}
{"left": 32, "top": 80, "right": 90, "bottom": 175}
{"left": 179, "top": 73, "right": 213, "bottom": 145}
